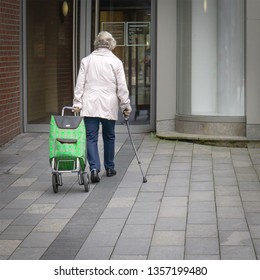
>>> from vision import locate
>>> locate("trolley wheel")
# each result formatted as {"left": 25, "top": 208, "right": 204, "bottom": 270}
{"left": 52, "top": 174, "right": 59, "bottom": 193}
{"left": 83, "top": 173, "right": 90, "bottom": 192}
{"left": 58, "top": 173, "right": 63, "bottom": 186}
{"left": 78, "top": 172, "right": 84, "bottom": 185}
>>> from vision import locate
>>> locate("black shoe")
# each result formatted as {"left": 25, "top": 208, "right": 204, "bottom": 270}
{"left": 106, "top": 169, "right": 117, "bottom": 177}
{"left": 91, "top": 169, "right": 100, "bottom": 183}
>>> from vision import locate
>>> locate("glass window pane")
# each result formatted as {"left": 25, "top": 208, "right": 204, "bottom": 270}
{"left": 94, "top": 0, "right": 152, "bottom": 124}
{"left": 177, "top": 0, "right": 245, "bottom": 116}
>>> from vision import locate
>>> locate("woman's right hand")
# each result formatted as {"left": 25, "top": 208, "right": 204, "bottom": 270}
{"left": 73, "top": 107, "right": 81, "bottom": 113}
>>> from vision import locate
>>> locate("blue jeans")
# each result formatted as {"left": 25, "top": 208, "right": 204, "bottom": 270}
{"left": 84, "top": 117, "right": 116, "bottom": 172}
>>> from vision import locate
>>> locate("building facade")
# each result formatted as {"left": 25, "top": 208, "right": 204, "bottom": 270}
{"left": 1, "top": 0, "right": 260, "bottom": 146}
{"left": 0, "top": 0, "right": 21, "bottom": 146}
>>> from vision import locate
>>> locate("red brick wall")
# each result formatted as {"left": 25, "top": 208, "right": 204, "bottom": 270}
{"left": 0, "top": 0, "right": 21, "bottom": 146}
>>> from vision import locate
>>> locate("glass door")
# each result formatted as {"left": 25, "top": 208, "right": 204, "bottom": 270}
{"left": 25, "top": 0, "right": 78, "bottom": 131}
{"left": 92, "top": 0, "right": 154, "bottom": 129}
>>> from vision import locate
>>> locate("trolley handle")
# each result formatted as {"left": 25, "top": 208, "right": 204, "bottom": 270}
{"left": 62, "top": 106, "right": 80, "bottom": 116}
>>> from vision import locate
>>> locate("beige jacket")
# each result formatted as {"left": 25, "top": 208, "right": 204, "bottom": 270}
{"left": 73, "top": 48, "right": 131, "bottom": 120}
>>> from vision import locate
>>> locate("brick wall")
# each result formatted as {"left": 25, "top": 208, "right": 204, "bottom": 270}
{"left": 0, "top": 0, "right": 21, "bottom": 146}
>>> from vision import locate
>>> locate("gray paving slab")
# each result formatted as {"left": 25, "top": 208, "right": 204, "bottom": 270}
{"left": 252, "top": 239, "right": 260, "bottom": 256}
{"left": 220, "top": 245, "right": 256, "bottom": 260}
{"left": 239, "top": 181, "right": 260, "bottom": 190}
{"left": 0, "top": 174, "right": 21, "bottom": 192}
{"left": 164, "top": 187, "right": 189, "bottom": 197}
{"left": 0, "top": 225, "right": 34, "bottom": 240}
{"left": 219, "top": 230, "right": 253, "bottom": 246}
{"left": 185, "top": 254, "right": 220, "bottom": 260}
{"left": 217, "top": 206, "right": 245, "bottom": 219}
{"left": 44, "top": 208, "right": 78, "bottom": 219}
{"left": 33, "top": 218, "right": 69, "bottom": 233}
{"left": 111, "top": 254, "right": 147, "bottom": 260}
{"left": 20, "top": 232, "right": 59, "bottom": 248}
{"left": 151, "top": 231, "right": 185, "bottom": 246}
{"left": 249, "top": 225, "right": 260, "bottom": 238}
{"left": 11, "top": 177, "right": 38, "bottom": 187}
{"left": 158, "top": 206, "right": 187, "bottom": 218}
{"left": 9, "top": 247, "right": 47, "bottom": 260}
{"left": 0, "top": 208, "right": 24, "bottom": 220}
{"left": 0, "top": 187, "right": 28, "bottom": 208}
{"left": 246, "top": 213, "right": 260, "bottom": 225}
{"left": 80, "top": 231, "right": 120, "bottom": 247}
{"left": 112, "top": 238, "right": 151, "bottom": 256}
{"left": 77, "top": 246, "right": 115, "bottom": 260}
{"left": 190, "top": 181, "right": 214, "bottom": 191}
{"left": 243, "top": 201, "right": 260, "bottom": 213}
{"left": 218, "top": 218, "right": 249, "bottom": 231}
{"left": 100, "top": 207, "right": 132, "bottom": 219}
{"left": 121, "top": 225, "right": 154, "bottom": 239}
{"left": 185, "top": 237, "right": 219, "bottom": 255}
{"left": 155, "top": 217, "right": 187, "bottom": 231}
{"left": 186, "top": 224, "right": 218, "bottom": 238}
{"left": 215, "top": 186, "right": 240, "bottom": 196}
{"left": 5, "top": 198, "right": 35, "bottom": 209}
{"left": 0, "top": 219, "right": 13, "bottom": 233}
{"left": 189, "top": 191, "right": 215, "bottom": 202}
{"left": 0, "top": 240, "right": 21, "bottom": 257}
{"left": 126, "top": 211, "right": 158, "bottom": 225}
{"left": 1, "top": 132, "right": 260, "bottom": 260}
{"left": 188, "top": 201, "right": 216, "bottom": 212}
{"left": 216, "top": 196, "right": 243, "bottom": 207}
{"left": 11, "top": 213, "right": 46, "bottom": 226}
{"left": 148, "top": 246, "right": 185, "bottom": 260}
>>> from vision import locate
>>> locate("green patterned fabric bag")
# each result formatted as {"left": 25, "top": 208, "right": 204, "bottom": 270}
{"left": 49, "top": 115, "right": 86, "bottom": 171}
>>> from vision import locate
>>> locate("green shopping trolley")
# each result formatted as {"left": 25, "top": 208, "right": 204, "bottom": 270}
{"left": 49, "top": 106, "right": 89, "bottom": 193}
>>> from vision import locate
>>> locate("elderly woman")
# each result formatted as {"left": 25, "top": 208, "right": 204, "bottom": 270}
{"left": 73, "top": 31, "right": 132, "bottom": 183}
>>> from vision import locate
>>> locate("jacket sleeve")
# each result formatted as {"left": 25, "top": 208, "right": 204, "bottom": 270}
{"left": 73, "top": 59, "right": 86, "bottom": 109}
{"left": 116, "top": 61, "right": 132, "bottom": 112}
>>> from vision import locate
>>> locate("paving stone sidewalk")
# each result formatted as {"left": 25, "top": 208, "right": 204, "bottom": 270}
{"left": 0, "top": 132, "right": 260, "bottom": 260}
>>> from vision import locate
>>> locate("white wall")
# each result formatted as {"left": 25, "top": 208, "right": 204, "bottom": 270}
{"left": 156, "top": 0, "right": 177, "bottom": 132}
{"left": 246, "top": 0, "right": 260, "bottom": 138}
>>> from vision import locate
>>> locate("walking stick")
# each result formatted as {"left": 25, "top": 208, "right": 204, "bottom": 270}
{"left": 123, "top": 112, "right": 147, "bottom": 183}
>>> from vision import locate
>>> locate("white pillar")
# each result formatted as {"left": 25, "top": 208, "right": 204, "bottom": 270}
{"left": 217, "top": 0, "right": 244, "bottom": 116}
{"left": 191, "top": 0, "right": 217, "bottom": 115}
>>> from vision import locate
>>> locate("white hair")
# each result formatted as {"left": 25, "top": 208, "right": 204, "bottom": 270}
{"left": 94, "top": 31, "right": 117, "bottom": 51}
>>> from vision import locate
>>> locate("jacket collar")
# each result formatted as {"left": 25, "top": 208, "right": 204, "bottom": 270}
{"left": 93, "top": 48, "right": 114, "bottom": 56}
